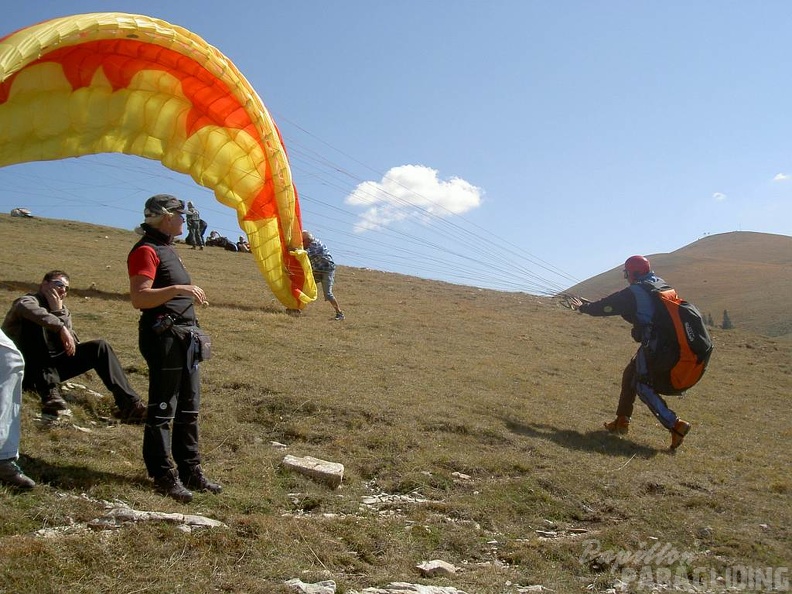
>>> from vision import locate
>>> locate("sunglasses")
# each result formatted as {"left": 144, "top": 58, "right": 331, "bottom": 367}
{"left": 52, "top": 280, "right": 70, "bottom": 292}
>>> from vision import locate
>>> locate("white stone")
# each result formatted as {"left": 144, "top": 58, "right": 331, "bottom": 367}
{"left": 415, "top": 559, "right": 458, "bottom": 577}
{"left": 351, "top": 583, "right": 468, "bottom": 594}
{"left": 285, "top": 578, "right": 337, "bottom": 593}
{"left": 282, "top": 455, "right": 344, "bottom": 489}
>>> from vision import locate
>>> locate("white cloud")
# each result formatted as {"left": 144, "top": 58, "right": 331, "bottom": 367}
{"left": 772, "top": 173, "right": 789, "bottom": 182}
{"left": 713, "top": 192, "right": 727, "bottom": 201}
{"left": 345, "top": 164, "right": 482, "bottom": 232}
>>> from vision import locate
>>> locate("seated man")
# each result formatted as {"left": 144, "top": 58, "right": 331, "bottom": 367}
{"left": 2, "top": 270, "right": 146, "bottom": 422}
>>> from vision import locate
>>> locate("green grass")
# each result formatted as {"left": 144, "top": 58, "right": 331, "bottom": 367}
{"left": 0, "top": 214, "right": 789, "bottom": 593}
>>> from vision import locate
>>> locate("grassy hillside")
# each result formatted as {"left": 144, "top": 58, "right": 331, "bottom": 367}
{"left": 566, "top": 231, "right": 792, "bottom": 338}
{"left": 0, "top": 215, "right": 789, "bottom": 593}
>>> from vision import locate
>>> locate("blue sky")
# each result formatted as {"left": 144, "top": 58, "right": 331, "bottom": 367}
{"left": 2, "top": 2, "right": 791, "bottom": 296}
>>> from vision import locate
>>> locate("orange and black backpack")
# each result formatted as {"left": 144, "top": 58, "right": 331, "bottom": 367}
{"left": 632, "top": 279, "right": 713, "bottom": 395}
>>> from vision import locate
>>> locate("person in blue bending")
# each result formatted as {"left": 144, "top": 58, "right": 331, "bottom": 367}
{"left": 302, "top": 230, "right": 345, "bottom": 320}
{"left": 568, "top": 255, "right": 691, "bottom": 450}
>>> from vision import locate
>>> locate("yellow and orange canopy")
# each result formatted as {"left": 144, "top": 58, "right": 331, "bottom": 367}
{"left": 0, "top": 12, "right": 316, "bottom": 308}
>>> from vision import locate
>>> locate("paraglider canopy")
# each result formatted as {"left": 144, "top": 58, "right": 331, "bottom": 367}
{"left": 0, "top": 12, "right": 316, "bottom": 308}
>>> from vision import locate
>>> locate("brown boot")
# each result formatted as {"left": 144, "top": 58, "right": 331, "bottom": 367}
{"left": 115, "top": 400, "right": 147, "bottom": 424}
{"left": 153, "top": 469, "right": 193, "bottom": 502}
{"left": 0, "top": 459, "right": 35, "bottom": 489}
{"left": 180, "top": 465, "right": 222, "bottom": 494}
{"left": 604, "top": 415, "right": 630, "bottom": 435}
{"left": 670, "top": 419, "right": 691, "bottom": 450}
{"left": 41, "top": 387, "right": 68, "bottom": 416}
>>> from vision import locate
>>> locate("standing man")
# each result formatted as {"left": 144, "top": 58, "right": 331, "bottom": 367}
{"left": 185, "top": 201, "right": 204, "bottom": 250}
{"left": 2, "top": 271, "right": 146, "bottom": 422}
{"left": 568, "top": 256, "right": 693, "bottom": 450}
{"left": 0, "top": 329, "right": 35, "bottom": 489}
{"left": 302, "top": 230, "right": 345, "bottom": 320}
{"left": 128, "top": 194, "right": 221, "bottom": 502}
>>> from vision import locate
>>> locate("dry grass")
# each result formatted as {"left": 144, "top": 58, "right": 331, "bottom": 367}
{"left": 0, "top": 214, "right": 789, "bottom": 593}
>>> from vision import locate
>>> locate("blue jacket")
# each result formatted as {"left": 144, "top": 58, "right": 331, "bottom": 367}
{"left": 579, "top": 273, "right": 665, "bottom": 341}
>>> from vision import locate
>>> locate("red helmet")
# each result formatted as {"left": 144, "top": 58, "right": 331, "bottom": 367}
{"left": 623, "top": 255, "right": 651, "bottom": 282}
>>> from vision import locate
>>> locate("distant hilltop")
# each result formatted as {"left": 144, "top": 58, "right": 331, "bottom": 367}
{"left": 565, "top": 231, "right": 792, "bottom": 338}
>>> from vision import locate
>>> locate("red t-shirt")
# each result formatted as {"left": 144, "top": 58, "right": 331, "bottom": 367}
{"left": 128, "top": 245, "right": 160, "bottom": 280}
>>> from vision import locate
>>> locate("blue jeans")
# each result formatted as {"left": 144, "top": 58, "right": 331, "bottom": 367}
{"left": 0, "top": 330, "right": 24, "bottom": 460}
{"left": 314, "top": 268, "right": 336, "bottom": 301}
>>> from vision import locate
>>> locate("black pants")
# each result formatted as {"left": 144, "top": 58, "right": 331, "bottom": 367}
{"left": 139, "top": 322, "right": 201, "bottom": 479}
{"left": 21, "top": 336, "right": 140, "bottom": 409}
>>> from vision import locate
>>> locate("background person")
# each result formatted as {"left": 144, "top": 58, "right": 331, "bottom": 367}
{"left": 2, "top": 271, "right": 146, "bottom": 422}
{"left": 185, "top": 201, "right": 204, "bottom": 250}
{"left": 0, "top": 329, "right": 35, "bottom": 489}
{"left": 128, "top": 194, "right": 221, "bottom": 502}
{"left": 302, "top": 230, "right": 344, "bottom": 320}
{"left": 568, "top": 255, "right": 692, "bottom": 450}
{"left": 205, "top": 230, "right": 237, "bottom": 251}
{"left": 205, "top": 230, "right": 221, "bottom": 246}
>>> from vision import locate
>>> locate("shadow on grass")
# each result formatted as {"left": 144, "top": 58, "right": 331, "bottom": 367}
{"left": 1, "top": 278, "right": 284, "bottom": 313}
{"left": 18, "top": 454, "right": 148, "bottom": 491}
{"left": 504, "top": 419, "right": 659, "bottom": 459}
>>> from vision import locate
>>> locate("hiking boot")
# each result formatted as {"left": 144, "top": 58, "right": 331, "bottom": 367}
{"left": 41, "top": 387, "right": 68, "bottom": 415}
{"left": 116, "top": 400, "right": 147, "bottom": 424}
{"left": 180, "top": 465, "right": 222, "bottom": 494}
{"left": 334, "top": 311, "right": 345, "bottom": 321}
{"left": 153, "top": 470, "right": 193, "bottom": 502}
{"left": 0, "top": 459, "right": 36, "bottom": 489}
{"left": 670, "top": 419, "right": 691, "bottom": 450}
{"left": 604, "top": 415, "right": 630, "bottom": 435}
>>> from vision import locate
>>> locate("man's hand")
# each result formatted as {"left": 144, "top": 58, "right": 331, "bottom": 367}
{"left": 560, "top": 295, "right": 590, "bottom": 311}
{"left": 44, "top": 284, "right": 64, "bottom": 311}
{"left": 59, "top": 326, "right": 76, "bottom": 356}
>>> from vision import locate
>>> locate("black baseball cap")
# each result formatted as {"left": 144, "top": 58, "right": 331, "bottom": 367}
{"left": 144, "top": 194, "right": 186, "bottom": 216}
